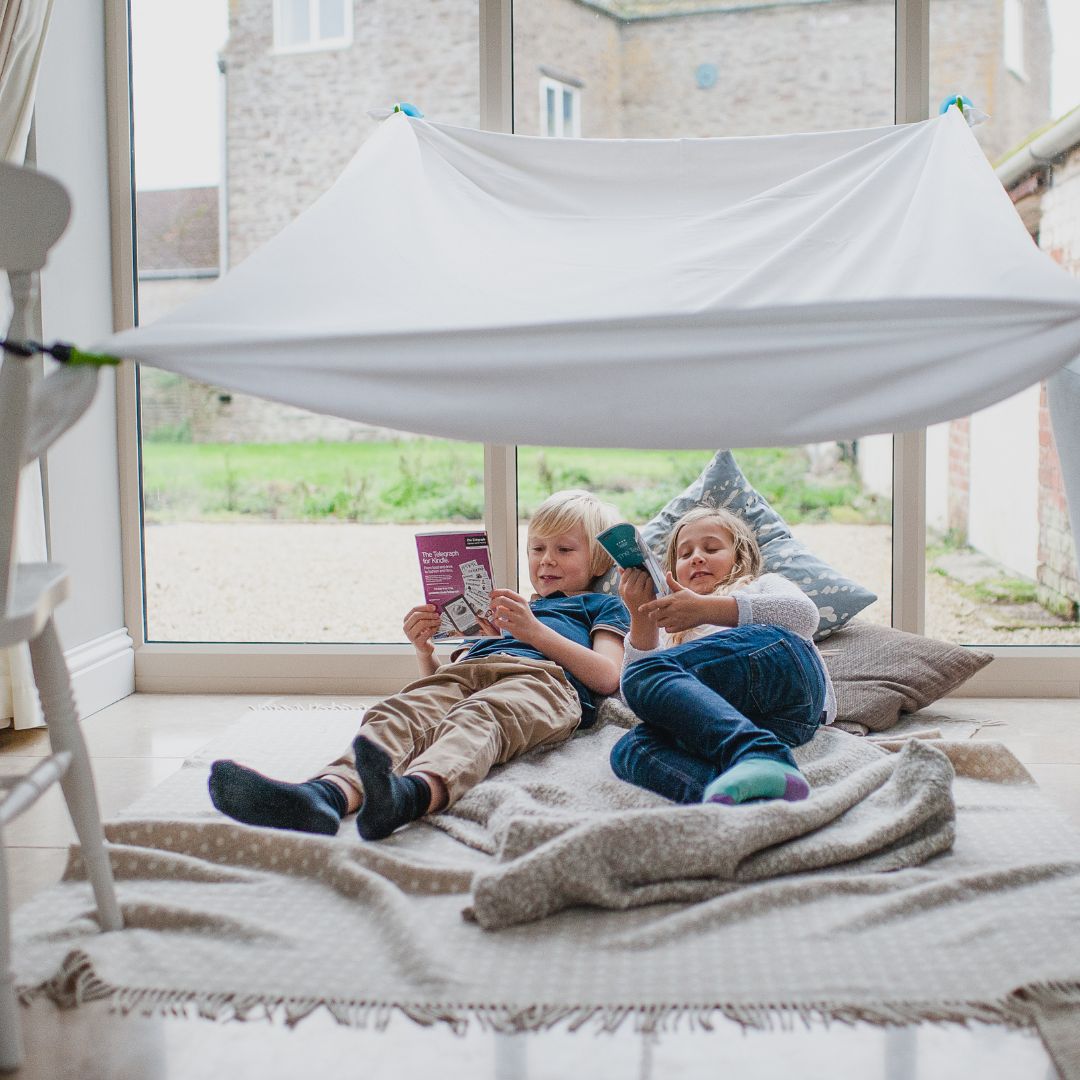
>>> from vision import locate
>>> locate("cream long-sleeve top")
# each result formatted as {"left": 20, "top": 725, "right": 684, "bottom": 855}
{"left": 622, "top": 572, "right": 837, "bottom": 724}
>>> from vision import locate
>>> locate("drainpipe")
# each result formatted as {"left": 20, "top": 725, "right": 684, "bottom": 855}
{"left": 996, "top": 106, "right": 1080, "bottom": 189}
{"left": 217, "top": 53, "right": 229, "bottom": 274}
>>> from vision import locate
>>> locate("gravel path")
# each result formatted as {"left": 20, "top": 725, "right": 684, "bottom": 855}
{"left": 143, "top": 522, "right": 1080, "bottom": 646}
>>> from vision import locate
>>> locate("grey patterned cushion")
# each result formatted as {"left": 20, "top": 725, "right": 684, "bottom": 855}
{"left": 640, "top": 450, "right": 877, "bottom": 639}
{"left": 820, "top": 620, "right": 993, "bottom": 732}
{"left": 588, "top": 566, "right": 620, "bottom": 596}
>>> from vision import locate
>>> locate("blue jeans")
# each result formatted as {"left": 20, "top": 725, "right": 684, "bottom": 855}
{"left": 612, "top": 625, "right": 826, "bottom": 804}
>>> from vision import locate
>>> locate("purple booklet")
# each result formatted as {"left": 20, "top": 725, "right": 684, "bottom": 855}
{"left": 415, "top": 530, "right": 497, "bottom": 639}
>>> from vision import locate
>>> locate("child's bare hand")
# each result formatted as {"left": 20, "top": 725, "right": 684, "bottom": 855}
{"left": 619, "top": 567, "right": 657, "bottom": 611}
{"left": 403, "top": 605, "right": 441, "bottom": 653}
{"left": 639, "top": 573, "right": 709, "bottom": 634}
{"left": 488, "top": 589, "right": 544, "bottom": 643}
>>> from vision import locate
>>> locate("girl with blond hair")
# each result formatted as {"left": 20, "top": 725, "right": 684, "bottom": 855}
{"left": 611, "top": 505, "right": 835, "bottom": 806}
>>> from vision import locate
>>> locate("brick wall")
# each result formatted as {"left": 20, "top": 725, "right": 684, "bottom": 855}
{"left": 140, "top": 366, "right": 396, "bottom": 443}
{"left": 1034, "top": 144, "right": 1080, "bottom": 614}
{"left": 1040, "top": 146, "right": 1080, "bottom": 277}
{"left": 223, "top": 0, "right": 480, "bottom": 266}
{"left": 513, "top": 0, "right": 624, "bottom": 137}
{"left": 1038, "top": 382, "right": 1078, "bottom": 616}
{"left": 619, "top": 1, "right": 895, "bottom": 139}
{"left": 947, "top": 416, "right": 971, "bottom": 541}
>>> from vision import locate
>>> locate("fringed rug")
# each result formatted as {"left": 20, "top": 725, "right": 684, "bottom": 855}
{"left": 11, "top": 703, "right": 1080, "bottom": 1072}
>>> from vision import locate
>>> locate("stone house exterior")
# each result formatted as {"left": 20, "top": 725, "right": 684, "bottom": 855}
{"left": 136, "top": 187, "right": 222, "bottom": 442}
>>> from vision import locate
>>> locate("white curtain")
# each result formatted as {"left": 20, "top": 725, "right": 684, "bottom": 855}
{"left": 0, "top": 0, "right": 53, "bottom": 160}
{"left": 1, "top": 0, "right": 55, "bottom": 730}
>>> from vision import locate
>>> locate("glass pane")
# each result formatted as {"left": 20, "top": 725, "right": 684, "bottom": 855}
{"left": 546, "top": 85, "right": 557, "bottom": 136}
{"left": 140, "top": 436, "right": 485, "bottom": 642}
{"left": 514, "top": 447, "right": 891, "bottom": 633}
{"left": 1003, "top": 0, "right": 1024, "bottom": 77}
{"left": 925, "top": 0, "right": 1080, "bottom": 645}
{"left": 132, "top": 0, "right": 482, "bottom": 643}
{"left": 283, "top": 0, "right": 311, "bottom": 46}
{"left": 562, "top": 87, "right": 573, "bottom": 127}
{"left": 513, "top": 3, "right": 894, "bottom": 626}
{"left": 318, "top": 0, "right": 345, "bottom": 42}
{"left": 515, "top": 3, "right": 893, "bottom": 139}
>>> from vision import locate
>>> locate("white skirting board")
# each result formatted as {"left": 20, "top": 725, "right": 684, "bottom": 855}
{"left": 66, "top": 628, "right": 135, "bottom": 719}
{"left": 131, "top": 643, "right": 1080, "bottom": 698}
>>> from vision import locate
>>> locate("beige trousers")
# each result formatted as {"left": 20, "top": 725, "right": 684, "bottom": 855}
{"left": 321, "top": 655, "right": 582, "bottom": 806}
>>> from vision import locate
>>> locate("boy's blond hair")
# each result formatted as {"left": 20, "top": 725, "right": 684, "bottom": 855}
{"left": 528, "top": 489, "right": 621, "bottom": 579}
{"left": 663, "top": 505, "right": 763, "bottom": 592}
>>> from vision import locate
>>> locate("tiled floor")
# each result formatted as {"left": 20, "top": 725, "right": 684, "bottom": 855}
{"left": 1, "top": 693, "right": 1077, "bottom": 1079}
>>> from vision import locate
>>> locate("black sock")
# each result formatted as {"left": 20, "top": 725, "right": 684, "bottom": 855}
{"left": 208, "top": 760, "right": 347, "bottom": 835}
{"left": 351, "top": 735, "right": 431, "bottom": 841}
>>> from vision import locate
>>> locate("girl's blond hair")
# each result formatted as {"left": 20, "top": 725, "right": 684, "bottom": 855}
{"left": 663, "top": 506, "right": 762, "bottom": 642}
{"left": 528, "top": 489, "right": 620, "bottom": 579}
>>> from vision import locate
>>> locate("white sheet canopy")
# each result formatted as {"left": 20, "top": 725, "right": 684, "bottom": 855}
{"left": 108, "top": 108, "right": 1080, "bottom": 449}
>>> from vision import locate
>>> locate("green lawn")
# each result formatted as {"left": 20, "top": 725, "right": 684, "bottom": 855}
{"left": 140, "top": 440, "right": 888, "bottom": 526}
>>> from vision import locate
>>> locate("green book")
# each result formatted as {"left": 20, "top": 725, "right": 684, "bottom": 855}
{"left": 596, "top": 523, "right": 671, "bottom": 596}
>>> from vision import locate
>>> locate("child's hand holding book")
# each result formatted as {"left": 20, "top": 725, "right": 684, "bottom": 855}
{"left": 619, "top": 567, "right": 658, "bottom": 611}
{"left": 596, "top": 523, "right": 671, "bottom": 597}
{"left": 403, "top": 604, "right": 442, "bottom": 657}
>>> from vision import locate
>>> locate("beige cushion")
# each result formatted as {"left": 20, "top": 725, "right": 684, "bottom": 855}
{"left": 820, "top": 620, "right": 993, "bottom": 733}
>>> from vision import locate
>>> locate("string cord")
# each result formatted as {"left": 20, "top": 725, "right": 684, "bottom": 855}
{"left": 0, "top": 337, "right": 120, "bottom": 366}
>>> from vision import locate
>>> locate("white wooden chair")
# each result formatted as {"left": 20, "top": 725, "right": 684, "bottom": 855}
{"left": 0, "top": 159, "right": 123, "bottom": 1072}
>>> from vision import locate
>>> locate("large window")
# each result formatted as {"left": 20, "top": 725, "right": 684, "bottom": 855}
{"left": 122, "top": 0, "right": 1080, "bottom": 686}
{"left": 513, "top": 0, "right": 895, "bottom": 627}
{"left": 923, "top": 0, "right": 1080, "bottom": 646}
{"left": 131, "top": 0, "right": 482, "bottom": 645}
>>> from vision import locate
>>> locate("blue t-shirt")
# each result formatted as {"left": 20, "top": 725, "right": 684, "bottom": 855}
{"left": 463, "top": 592, "right": 629, "bottom": 728}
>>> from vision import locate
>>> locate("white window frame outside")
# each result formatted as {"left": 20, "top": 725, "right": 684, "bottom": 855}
{"left": 1004, "top": 0, "right": 1026, "bottom": 79}
{"left": 103, "top": 0, "right": 1080, "bottom": 696}
{"left": 272, "top": 0, "right": 353, "bottom": 55}
{"left": 538, "top": 76, "right": 581, "bottom": 138}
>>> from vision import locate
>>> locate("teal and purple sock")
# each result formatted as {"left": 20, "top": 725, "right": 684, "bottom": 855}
{"left": 702, "top": 758, "right": 810, "bottom": 806}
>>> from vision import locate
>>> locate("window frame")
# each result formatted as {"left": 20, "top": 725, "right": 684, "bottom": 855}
{"left": 105, "top": 0, "right": 1080, "bottom": 696}
{"left": 538, "top": 75, "right": 581, "bottom": 138}
{"left": 1003, "top": 0, "right": 1026, "bottom": 79}
{"left": 271, "top": 0, "right": 353, "bottom": 55}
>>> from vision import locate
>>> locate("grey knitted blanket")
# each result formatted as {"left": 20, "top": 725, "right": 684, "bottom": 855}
{"left": 436, "top": 709, "right": 957, "bottom": 929}
{"left": 10, "top": 705, "right": 1080, "bottom": 1054}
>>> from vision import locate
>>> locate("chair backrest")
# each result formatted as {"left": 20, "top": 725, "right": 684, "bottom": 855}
{"left": 0, "top": 161, "right": 70, "bottom": 273}
{"left": 1, "top": 161, "right": 72, "bottom": 614}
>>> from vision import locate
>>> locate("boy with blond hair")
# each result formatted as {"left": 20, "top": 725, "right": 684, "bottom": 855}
{"left": 210, "top": 490, "right": 629, "bottom": 839}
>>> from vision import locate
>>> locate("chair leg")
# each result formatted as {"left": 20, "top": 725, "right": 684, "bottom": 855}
{"left": 28, "top": 619, "right": 123, "bottom": 932}
{"left": 0, "top": 831, "right": 24, "bottom": 1072}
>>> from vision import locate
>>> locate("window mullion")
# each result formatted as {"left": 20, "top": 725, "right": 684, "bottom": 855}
{"left": 480, "top": 0, "right": 517, "bottom": 592}
{"left": 891, "top": 432, "right": 926, "bottom": 634}
{"left": 892, "top": 0, "right": 929, "bottom": 634}
{"left": 479, "top": 0, "right": 513, "bottom": 135}
{"left": 484, "top": 446, "right": 519, "bottom": 591}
